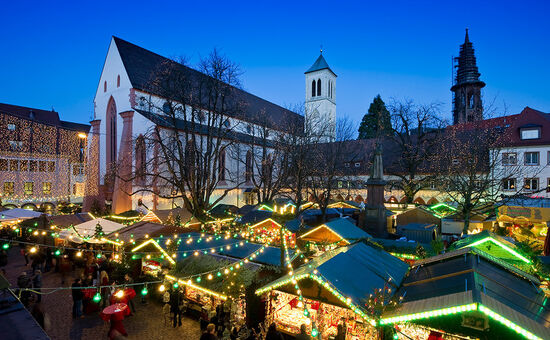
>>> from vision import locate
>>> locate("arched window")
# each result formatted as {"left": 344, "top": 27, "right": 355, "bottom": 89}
{"left": 311, "top": 80, "right": 316, "bottom": 97}
{"left": 117, "top": 75, "right": 120, "bottom": 88}
{"left": 135, "top": 135, "right": 146, "bottom": 185}
{"left": 106, "top": 97, "right": 117, "bottom": 172}
{"left": 104, "top": 81, "right": 107, "bottom": 93}
{"left": 469, "top": 95, "right": 475, "bottom": 109}
{"left": 329, "top": 81, "right": 332, "bottom": 98}
{"left": 245, "top": 150, "right": 252, "bottom": 182}
{"left": 218, "top": 149, "right": 226, "bottom": 181}
{"left": 317, "top": 79, "right": 321, "bottom": 96}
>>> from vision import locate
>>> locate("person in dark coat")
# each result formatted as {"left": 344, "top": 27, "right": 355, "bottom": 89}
{"left": 334, "top": 324, "right": 346, "bottom": 340}
{"left": 72, "top": 278, "right": 83, "bottom": 318}
{"left": 170, "top": 289, "right": 182, "bottom": 327}
{"left": 200, "top": 323, "right": 218, "bottom": 340}
{"left": 265, "top": 323, "right": 283, "bottom": 340}
{"left": 295, "top": 324, "right": 311, "bottom": 340}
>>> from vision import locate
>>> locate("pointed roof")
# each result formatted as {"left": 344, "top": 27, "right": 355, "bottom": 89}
{"left": 451, "top": 29, "right": 485, "bottom": 91}
{"left": 305, "top": 53, "right": 337, "bottom": 76}
{"left": 111, "top": 36, "right": 303, "bottom": 132}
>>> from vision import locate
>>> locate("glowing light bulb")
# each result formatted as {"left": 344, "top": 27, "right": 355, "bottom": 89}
{"left": 159, "top": 284, "right": 166, "bottom": 292}
{"left": 115, "top": 290, "right": 124, "bottom": 298}
{"left": 76, "top": 251, "right": 82, "bottom": 257}
{"left": 30, "top": 247, "right": 37, "bottom": 253}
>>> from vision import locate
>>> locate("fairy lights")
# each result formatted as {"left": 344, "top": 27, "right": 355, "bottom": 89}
{"left": 131, "top": 238, "right": 175, "bottom": 264}
{"left": 165, "top": 274, "right": 227, "bottom": 300}
{"left": 379, "top": 303, "right": 543, "bottom": 340}
{"left": 461, "top": 237, "right": 531, "bottom": 264}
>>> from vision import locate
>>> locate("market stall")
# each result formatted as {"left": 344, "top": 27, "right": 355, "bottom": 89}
{"left": 57, "top": 218, "right": 125, "bottom": 244}
{"left": 256, "top": 243, "right": 409, "bottom": 339}
{"left": 299, "top": 218, "right": 371, "bottom": 250}
{"left": 380, "top": 247, "right": 550, "bottom": 340}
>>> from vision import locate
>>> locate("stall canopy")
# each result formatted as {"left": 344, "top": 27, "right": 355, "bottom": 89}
{"left": 157, "top": 232, "right": 295, "bottom": 266}
{"left": 58, "top": 218, "right": 126, "bottom": 243}
{"left": 397, "top": 223, "right": 437, "bottom": 244}
{"left": 0, "top": 208, "right": 43, "bottom": 223}
{"left": 238, "top": 210, "right": 273, "bottom": 225}
{"left": 381, "top": 247, "right": 550, "bottom": 340}
{"left": 256, "top": 243, "right": 408, "bottom": 314}
{"left": 448, "top": 230, "right": 530, "bottom": 264}
{"left": 299, "top": 218, "right": 371, "bottom": 245}
{"left": 49, "top": 213, "right": 93, "bottom": 228}
{"left": 112, "top": 221, "right": 181, "bottom": 243}
{"left": 208, "top": 204, "right": 238, "bottom": 219}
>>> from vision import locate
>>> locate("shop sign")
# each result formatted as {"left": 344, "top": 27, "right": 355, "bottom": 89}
{"left": 462, "top": 312, "right": 488, "bottom": 331}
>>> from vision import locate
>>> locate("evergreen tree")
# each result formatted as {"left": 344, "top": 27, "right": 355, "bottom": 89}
{"left": 358, "top": 95, "right": 392, "bottom": 139}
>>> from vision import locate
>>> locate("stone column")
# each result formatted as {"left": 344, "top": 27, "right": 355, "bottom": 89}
{"left": 82, "top": 119, "right": 103, "bottom": 212}
{"left": 112, "top": 111, "right": 134, "bottom": 214}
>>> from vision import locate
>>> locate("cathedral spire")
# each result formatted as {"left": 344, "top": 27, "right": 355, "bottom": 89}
{"left": 451, "top": 29, "right": 486, "bottom": 124}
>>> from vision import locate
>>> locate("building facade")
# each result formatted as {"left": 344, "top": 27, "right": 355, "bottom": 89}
{"left": 0, "top": 103, "right": 90, "bottom": 210}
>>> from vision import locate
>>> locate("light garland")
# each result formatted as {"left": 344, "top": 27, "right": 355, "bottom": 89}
{"left": 379, "top": 303, "right": 543, "bottom": 340}
{"left": 461, "top": 237, "right": 531, "bottom": 264}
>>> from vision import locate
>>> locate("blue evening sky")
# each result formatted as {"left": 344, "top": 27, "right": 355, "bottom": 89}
{"left": 1, "top": 0, "right": 549, "bottom": 129}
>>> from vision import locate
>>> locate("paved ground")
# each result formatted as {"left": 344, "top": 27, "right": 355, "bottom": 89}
{"left": 2, "top": 248, "right": 201, "bottom": 340}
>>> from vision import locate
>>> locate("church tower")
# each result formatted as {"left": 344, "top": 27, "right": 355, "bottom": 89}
{"left": 305, "top": 52, "right": 336, "bottom": 142}
{"left": 451, "top": 29, "right": 485, "bottom": 125}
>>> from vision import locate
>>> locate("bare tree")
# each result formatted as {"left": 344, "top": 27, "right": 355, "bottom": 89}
{"left": 387, "top": 100, "right": 447, "bottom": 204}
{"left": 436, "top": 124, "right": 542, "bottom": 234}
{"left": 231, "top": 113, "right": 290, "bottom": 204}
{"left": 306, "top": 117, "right": 357, "bottom": 222}
{"left": 129, "top": 49, "right": 246, "bottom": 221}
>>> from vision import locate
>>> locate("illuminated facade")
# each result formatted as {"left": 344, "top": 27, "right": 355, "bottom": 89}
{"left": 0, "top": 103, "right": 90, "bottom": 210}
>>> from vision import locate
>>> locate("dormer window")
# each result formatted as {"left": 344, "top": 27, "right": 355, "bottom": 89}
{"left": 520, "top": 126, "right": 541, "bottom": 140}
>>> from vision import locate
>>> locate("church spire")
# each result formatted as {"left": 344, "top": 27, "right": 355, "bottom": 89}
{"left": 451, "top": 29, "right": 486, "bottom": 125}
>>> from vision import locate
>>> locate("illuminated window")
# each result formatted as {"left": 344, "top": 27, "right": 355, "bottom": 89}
{"left": 0, "top": 159, "right": 7, "bottom": 171}
{"left": 502, "top": 153, "right": 517, "bottom": 165}
{"left": 524, "top": 178, "right": 539, "bottom": 191}
{"left": 3, "top": 182, "right": 14, "bottom": 195}
{"left": 7, "top": 124, "right": 15, "bottom": 131}
{"left": 502, "top": 178, "right": 516, "bottom": 191}
{"left": 520, "top": 128, "right": 540, "bottom": 140}
{"left": 24, "top": 182, "right": 33, "bottom": 195}
{"left": 42, "top": 182, "right": 51, "bottom": 195}
{"left": 9, "top": 141, "right": 23, "bottom": 151}
{"left": 20, "top": 160, "right": 28, "bottom": 171}
{"left": 524, "top": 152, "right": 539, "bottom": 165}
{"left": 48, "top": 161, "right": 55, "bottom": 172}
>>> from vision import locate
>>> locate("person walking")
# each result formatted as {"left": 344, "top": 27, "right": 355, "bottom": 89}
{"left": 72, "top": 278, "right": 84, "bottom": 318}
{"left": 200, "top": 323, "right": 218, "bottom": 340}
{"left": 32, "top": 270, "right": 42, "bottom": 303}
{"left": 99, "top": 270, "right": 110, "bottom": 308}
{"left": 170, "top": 289, "right": 182, "bottom": 328}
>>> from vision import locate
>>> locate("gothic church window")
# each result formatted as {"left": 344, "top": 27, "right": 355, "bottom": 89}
{"left": 469, "top": 95, "right": 474, "bottom": 109}
{"left": 245, "top": 150, "right": 252, "bottom": 182}
{"left": 117, "top": 75, "right": 120, "bottom": 88}
{"left": 311, "top": 80, "right": 316, "bottom": 97}
{"left": 317, "top": 79, "right": 321, "bottom": 96}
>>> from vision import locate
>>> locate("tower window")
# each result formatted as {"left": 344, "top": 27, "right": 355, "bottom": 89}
{"left": 311, "top": 80, "right": 316, "bottom": 97}
{"left": 317, "top": 79, "right": 321, "bottom": 96}
{"left": 468, "top": 95, "right": 474, "bottom": 109}
{"left": 104, "top": 81, "right": 107, "bottom": 92}
{"left": 117, "top": 75, "right": 120, "bottom": 88}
